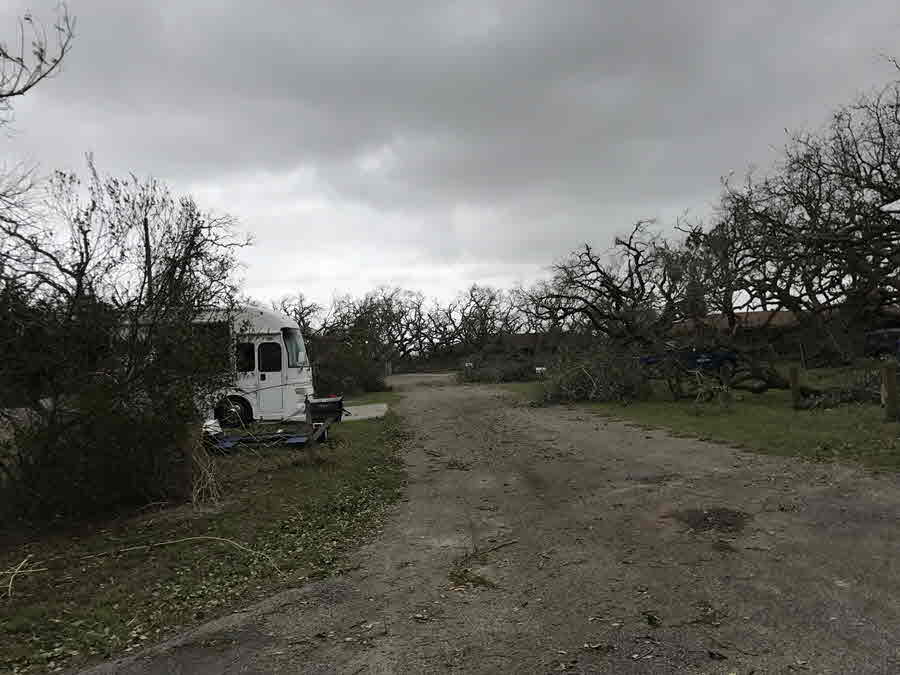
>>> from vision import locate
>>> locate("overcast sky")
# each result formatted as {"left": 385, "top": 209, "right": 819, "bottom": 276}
{"left": 4, "top": 1, "right": 900, "bottom": 305}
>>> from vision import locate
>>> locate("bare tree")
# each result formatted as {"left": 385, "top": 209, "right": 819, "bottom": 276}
{"left": 719, "top": 82, "right": 900, "bottom": 362}
{"left": 275, "top": 292, "right": 323, "bottom": 336}
{"left": 453, "top": 284, "right": 521, "bottom": 353}
{"left": 0, "top": 4, "right": 74, "bottom": 125}
{"left": 676, "top": 203, "right": 759, "bottom": 341}
{"left": 425, "top": 298, "right": 462, "bottom": 358}
{"left": 0, "top": 4, "right": 75, "bottom": 287}
{"left": 526, "top": 221, "right": 689, "bottom": 347}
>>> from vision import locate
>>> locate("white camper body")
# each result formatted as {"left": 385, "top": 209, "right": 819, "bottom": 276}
{"left": 213, "top": 306, "right": 315, "bottom": 425}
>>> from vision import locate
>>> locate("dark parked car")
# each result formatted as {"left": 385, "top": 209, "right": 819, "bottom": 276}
{"left": 864, "top": 329, "right": 900, "bottom": 358}
{"left": 639, "top": 345, "right": 739, "bottom": 377}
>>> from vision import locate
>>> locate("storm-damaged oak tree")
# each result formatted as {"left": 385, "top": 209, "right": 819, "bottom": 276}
{"left": 525, "top": 222, "right": 688, "bottom": 346}
{"left": 521, "top": 222, "right": 702, "bottom": 398}
{"left": 730, "top": 83, "right": 900, "bottom": 363}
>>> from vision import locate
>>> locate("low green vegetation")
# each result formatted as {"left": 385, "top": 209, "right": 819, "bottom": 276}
{"left": 342, "top": 390, "right": 404, "bottom": 407}
{"left": 591, "top": 391, "right": 900, "bottom": 470}
{"left": 497, "top": 380, "right": 545, "bottom": 400}
{"left": 0, "top": 415, "right": 406, "bottom": 674}
{"left": 498, "top": 377, "right": 900, "bottom": 470}
{"left": 799, "top": 359, "right": 884, "bottom": 389}
{"left": 457, "top": 360, "right": 540, "bottom": 385}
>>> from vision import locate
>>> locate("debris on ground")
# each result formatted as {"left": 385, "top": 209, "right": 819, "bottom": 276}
{"left": 693, "top": 600, "right": 728, "bottom": 627}
{"left": 582, "top": 643, "right": 615, "bottom": 654}
{"left": 448, "top": 566, "right": 497, "bottom": 589}
{"left": 672, "top": 507, "right": 751, "bottom": 533}
{"left": 641, "top": 610, "right": 662, "bottom": 627}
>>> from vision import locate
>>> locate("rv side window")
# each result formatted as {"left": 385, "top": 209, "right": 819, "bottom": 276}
{"left": 236, "top": 342, "right": 255, "bottom": 372}
{"left": 258, "top": 342, "right": 282, "bottom": 372}
{"left": 281, "top": 328, "right": 308, "bottom": 367}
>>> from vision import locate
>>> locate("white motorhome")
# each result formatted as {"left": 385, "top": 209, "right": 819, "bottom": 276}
{"left": 212, "top": 306, "right": 315, "bottom": 426}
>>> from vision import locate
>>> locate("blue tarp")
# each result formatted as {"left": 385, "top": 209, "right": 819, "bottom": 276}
{"left": 213, "top": 433, "right": 308, "bottom": 451}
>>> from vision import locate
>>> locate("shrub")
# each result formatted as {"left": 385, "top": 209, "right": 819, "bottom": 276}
{"left": 310, "top": 340, "right": 387, "bottom": 395}
{"left": 2, "top": 392, "right": 193, "bottom": 520}
{"left": 457, "top": 357, "right": 539, "bottom": 384}
{"left": 543, "top": 347, "right": 651, "bottom": 403}
{"left": 0, "top": 165, "right": 246, "bottom": 524}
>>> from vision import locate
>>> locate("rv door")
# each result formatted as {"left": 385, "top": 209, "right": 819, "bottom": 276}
{"left": 257, "top": 341, "right": 284, "bottom": 415}
{"left": 235, "top": 341, "right": 258, "bottom": 411}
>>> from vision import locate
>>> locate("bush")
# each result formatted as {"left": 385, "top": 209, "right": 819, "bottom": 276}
{"left": 0, "top": 165, "right": 246, "bottom": 524}
{"left": 457, "top": 358, "right": 539, "bottom": 384}
{"left": 0, "top": 306, "right": 230, "bottom": 522}
{"left": 311, "top": 342, "right": 387, "bottom": 396}
{"left": 543, "top": 347, "right": 651, "bottom": 403}
{"left": 2, "top": 392, "right": 194, "bottom": 520}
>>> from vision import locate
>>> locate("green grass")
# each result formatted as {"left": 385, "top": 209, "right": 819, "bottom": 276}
{"left": 798, "top": 359, "right": 882, "bottom": 389}
{"left": 591, "top": 390, "right": 900, "bottom": 469}
{"left": 496, "top": 374, "right": 899, "bottom": 470}
{"left": 0, "top": 414, "right": 407, "bottom": 673}
{"left": 496, "top": 381, "right": 545, "bottom": 400}
{"left": 342, "top": 390, "right": 403, "bottom": 406}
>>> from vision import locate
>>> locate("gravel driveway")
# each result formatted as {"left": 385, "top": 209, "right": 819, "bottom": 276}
{"left": 85, "top": 373, "right": 900, "bottom": 674}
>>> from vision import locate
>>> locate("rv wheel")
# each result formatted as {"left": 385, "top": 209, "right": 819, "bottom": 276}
{"left": 216, "top": 397, "right": 252, "bottom": 428}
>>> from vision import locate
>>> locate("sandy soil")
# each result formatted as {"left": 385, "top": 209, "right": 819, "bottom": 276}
{"left": 83, "top": 373, "right": 900, "bottom": 674}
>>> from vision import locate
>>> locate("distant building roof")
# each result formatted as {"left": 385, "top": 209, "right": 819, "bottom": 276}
{"left": 671, "top": 311, "right": 799, "bottom": 336}
{"left": 672, "top": 305, "right": 900, "bottom": 336}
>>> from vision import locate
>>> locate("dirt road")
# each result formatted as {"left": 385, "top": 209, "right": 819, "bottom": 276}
{"left": 87, "top": 374, "right": 900, "bottom": 674}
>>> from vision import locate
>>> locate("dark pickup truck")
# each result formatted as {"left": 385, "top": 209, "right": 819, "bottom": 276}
{"left": 864, "top": 329, "right": 900, "bottom": 358}
{"left": 639, "top": 346, "right": 739, "bottom": 375}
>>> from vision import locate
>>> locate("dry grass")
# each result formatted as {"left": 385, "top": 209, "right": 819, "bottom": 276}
{"left": 0, "top": 414, "right": 406, "bottom": 673}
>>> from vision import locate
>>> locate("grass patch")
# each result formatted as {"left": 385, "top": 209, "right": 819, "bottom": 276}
{"left": 0, "top": 414, "right": 407, "bottom": 673}
{"left": 789, "top": 359, "right": 883, "bottom": 389}
{"left": 342, "top": 390, "right": 403, "bottom": 407}
{"left": 590, "top": 390, "right": 900, "bottom": 469}
{"left": 496, "top": 381, "right": 545, "bottom": 401}
{"left": 493, "top": 362, "right": 898, "bottom": 468}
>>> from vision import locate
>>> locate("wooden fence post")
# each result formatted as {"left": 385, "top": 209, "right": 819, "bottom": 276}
{"left": 789, "top": 366, "right": 801, "bottom": 410}
{"left": 883, "top": 362, "right": 898, "bottom": 422}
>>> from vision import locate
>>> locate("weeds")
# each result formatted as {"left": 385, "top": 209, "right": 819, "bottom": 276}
{"left": 0, "top": 414, "right": 406, "bottom": 673}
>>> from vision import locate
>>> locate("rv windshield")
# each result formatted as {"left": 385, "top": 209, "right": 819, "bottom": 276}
{"left": 281, "top": 328, "right": 308, "bottom": 368}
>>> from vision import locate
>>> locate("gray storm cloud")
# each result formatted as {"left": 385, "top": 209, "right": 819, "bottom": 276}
{"left": 3, "top": 0, "right": 899, "bottom": 301}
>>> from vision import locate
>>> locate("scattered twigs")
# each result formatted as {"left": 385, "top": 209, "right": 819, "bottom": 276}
{"left": 459, "top": 539, "right": 519, "bottom": 566}
{"left": 3, "top": 555, "right": 48, "bottom": 598}
{"left": 477, "top": 539, "right": 519, "bottom": 557}
{"left": 193, "top": 438, "right": 223, "bottom": 505}
{"left": 81, "top": 536, "right": 285, "bottom": 577}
